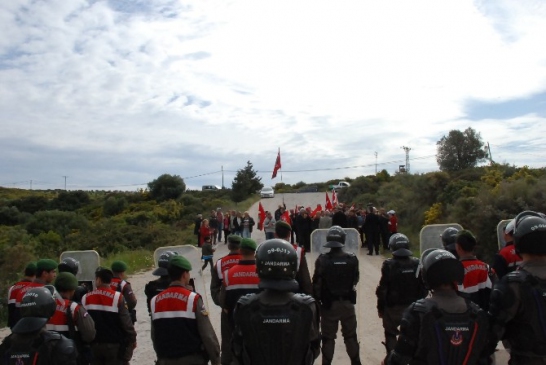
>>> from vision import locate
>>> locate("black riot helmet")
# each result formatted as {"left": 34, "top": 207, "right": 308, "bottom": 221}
{"left": 12, "top": 286, "right": 57, "bottom": 334}
{"left": 58, "top": 257, "right": 79, "bottom": 275}
{"left": 421, "top": 249, "right": 464, "bottom": 290}
{"left": 441, "top": 227, "right": 459, "bottom": 254}
{"left": 324, "top": 225, "right": 346, "bottom": 248}
{"left": 153, "top": 251, "right": 178, "bottom": 276}
{"left": 256, "top": 239, "right": 298, "bottom": 291}
{"left": 513, "top": 211, "right": 546, "bottom": 255}
{"left": 389, "top": 233, "right": 412, "bottom": 257}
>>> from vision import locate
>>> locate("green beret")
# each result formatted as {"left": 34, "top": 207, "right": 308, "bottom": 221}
{"left": 169, "top": 255, "right": 192, "bottom": 271}
{"left": 36, "top": 259, "right": 58, "bottom": 271}
{"left": 111, "top": 260, "right": 128, "bottom": 272}
{"left": 55, "top": 272, "right": 78, "bottom": 291}
{"left": 227, "top": 234, "right": 242, "bottom": 244}
{"left": 240, "top": 238, "right": 257, "bottom": 251}
{"left": 25, "top": 262, "right": 37, "bottom": 272}
{"left": 275, "top": 220, "right": 292, "bottom": 230}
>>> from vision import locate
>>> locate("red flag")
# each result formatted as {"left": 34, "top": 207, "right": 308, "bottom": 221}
{"left": 258, "top": 202, "right": 266, "bottom": 231}
{"left": 281, "top": 210, "right": 292, "bottom": 226}
{"left": 325, "top": 192, "right": 333, "bottom": 210}
{"left": 311, "top": 204, "right": 322, "bottom": 218}
{"left": 271, "top": 148, "right": 281, "bottom": 179}
{"left": 332, "top": 189, "right": 338, "bottom": 207}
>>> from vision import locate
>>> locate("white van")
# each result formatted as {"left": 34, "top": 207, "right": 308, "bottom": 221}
{"left": 202, "top": 185, "right": 220, "bottom": 191}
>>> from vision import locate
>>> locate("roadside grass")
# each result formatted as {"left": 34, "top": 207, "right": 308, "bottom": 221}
{"left": 101, "top": 249, "right": 155, "bottom": 274}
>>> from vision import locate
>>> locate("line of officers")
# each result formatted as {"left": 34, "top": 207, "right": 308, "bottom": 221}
{"left": 3, "top": 210, "right": 546, "bottom": 365}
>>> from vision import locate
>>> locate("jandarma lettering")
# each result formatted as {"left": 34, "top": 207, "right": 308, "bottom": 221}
{"left": 464, "top": 264, "right": 487, "bottom": 274}
{"left": 265, "top": 261, "right": 290, "bottom": 266}
{"left": 263, "top": 318, "right": 290, "bottom": 324}
{"left": 157, "top": 292, "right": 188, "bottom": 302}
{"left": 446, "top": 326, "right": 469, "bottom": 331}
{"left": 95, "top": 290, "right": 115, "bottom": 298}
{"left": 233, "top": 272, "right": 259, "bottom": 278}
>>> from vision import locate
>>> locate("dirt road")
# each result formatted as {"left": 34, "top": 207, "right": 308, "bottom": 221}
{"left": 0, "top": 193, "right": 508, "bottom": 364}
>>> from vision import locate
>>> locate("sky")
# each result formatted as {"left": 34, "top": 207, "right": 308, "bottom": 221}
{"left": 1, "top": 0, "right": 545, "bottom": 191}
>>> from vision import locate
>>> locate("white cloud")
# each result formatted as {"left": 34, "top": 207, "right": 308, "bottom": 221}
{"left": 0, "top": 0, "right": 545, "bottom": 190}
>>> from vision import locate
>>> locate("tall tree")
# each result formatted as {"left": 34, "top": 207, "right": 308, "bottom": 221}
{"left": 436, "top": 127, "right": 488, "bottom": 172}
{"left": 231, "top": 161, "right": 262, "bottom": 202}
{"left": 148, "top": 174, "right": 186, "bottom": 202}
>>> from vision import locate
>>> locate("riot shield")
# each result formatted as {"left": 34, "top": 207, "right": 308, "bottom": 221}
{"left": 419, "top": 223, "right": 463, "bottom": 253}
{"left": 153, "top": 245, "right": 210, "bottom": 308}
{"left": 497, "top": 219, "right": 512, "bottom": 249}
{"left": 60, "top": 250, "right": 100, "bottom": 290}
{"left": 309, "top": 228, "right": 364, "bottom": 341}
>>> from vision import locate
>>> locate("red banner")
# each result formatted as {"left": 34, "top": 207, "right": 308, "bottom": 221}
{"left": 325, "top": 192, "right": 333, "bottom": 210}
{"left": 271, "top": 148, "right": 281, "bottom": 179}
{"left": 258, "top": 202, "right": 266, "bottom": 230}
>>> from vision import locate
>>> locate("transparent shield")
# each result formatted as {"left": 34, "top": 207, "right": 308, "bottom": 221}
{"left": 419, "top": 223, "right": 463, "bottom": 253}
{"left": 153, "top": 245, "right": 210, "bottom": 308}
{"left": 497, "top": 219, "right": 512, "bottom": 249}
{"left": 60, "top": 250, "right": 100, "bottom": 289}
{"left": 309, "top": 228, "right": 364, "bottom": 342}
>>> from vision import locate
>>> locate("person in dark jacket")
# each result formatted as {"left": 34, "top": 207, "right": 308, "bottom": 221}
{"left": 363, "top": 205, "right": 380, "bottom": 255}
{"left": 295, "top": 209, "right": 313, "bottom": 252}
{"left": 376, "top": 234, "right": 427, "bottom": 362}
{"left": 331, "top": 206, "right": 348, "bottom": 228}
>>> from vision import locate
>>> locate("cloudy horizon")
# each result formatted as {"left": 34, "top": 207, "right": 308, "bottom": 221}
{"left": 1, "top": 0, "right": 545, "bottom": 191}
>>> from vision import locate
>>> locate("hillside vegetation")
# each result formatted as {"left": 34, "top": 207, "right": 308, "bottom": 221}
{"left": 1, "top": 162, "right": 545, "bottom": 324}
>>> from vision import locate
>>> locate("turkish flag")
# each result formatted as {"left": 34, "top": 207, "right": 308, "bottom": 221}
{"left": 332, "top": 189, "right": 338, "bottom": 207}
{"left": 311, "top": 204, "right": 322, "bottom": 218}
{"left": 271, "top": 149, "right": 281, "bottom": 179}
{"left": 325, "top": 192, "right": 333, "bottom": 210}
{"left": 281, "top": 210, "right": 292, "bottom": 226}
{"left": 258, "top": 202, "right": 266, "bottom": 231}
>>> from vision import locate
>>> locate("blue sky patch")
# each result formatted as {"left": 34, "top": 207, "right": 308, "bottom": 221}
{"left": 464, "top": 92, "right": 546, "bottom": 120}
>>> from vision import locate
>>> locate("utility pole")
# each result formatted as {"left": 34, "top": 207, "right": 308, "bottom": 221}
{"left": 62, "top": 176, "right": 68, "bottom": 190}
{"left": 374, "top": 152, "right": 378, "bottom": 174}
{"left": 401, "top": 146, "right": 411, "bottom": 173}
{"left": 487, "top": 142, "right": 493, "bottom": 165}
{"left": 30, "top": 180, "right": 32, "bottom": 190}
{"left": 221, "top": 166, "right": 224, "bottom": 189}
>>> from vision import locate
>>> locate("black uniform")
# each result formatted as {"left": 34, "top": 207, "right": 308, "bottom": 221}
{"left": 313, "top": 248, "right": 360, "bottom": 365}
{"left": 363, "top": 210, "right": 380, "bottom": 254}
{"left": 144, "top": 276, "right": 171, "bottom": 315}
{"left": 486, "top": 261, "right": 546, "bottom": 364}
{"left": 0, "top": 329, "right": 78, "bottom": 365}
{"left": 232, "top": 290, "right": 320, "bottom": 365}
{"left": 388, "top": 290, "right": 488, "bottom": 365}
{"left": 376, "top": 256, "right": 427, "bottom": 356}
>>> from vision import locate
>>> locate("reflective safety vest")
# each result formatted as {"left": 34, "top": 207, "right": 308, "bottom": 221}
{"left": 46, "top": 298, "right": 80, "bottom": 333}
{"left": 498, "top": 244, "right": 522, "bottom": 273}
{"left": 82, "top": 288, "right": 123, "bottom": 344}
{"left": 151, "top": 286, "right": 203, "bottom": 359}
{"left": 14, "top": 282, "right": 43, "bottom": 308}
{"left": 223, "top": 261, "right": 260, "bottom": 313}
{"left": 110, "top": 277, "right": 127, "bottom": 292}
{"left": 215, "top": 253, "right": 242, "bottom": 281}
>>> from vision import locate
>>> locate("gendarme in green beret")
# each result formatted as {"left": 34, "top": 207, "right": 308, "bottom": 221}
{"left": 111, "top": 260, "right": 128, "bottom": 272}
{"left": 169, "top": 255, "right": 192, "bottom": 271}
{"left": 55, "top": 272, "right": 78, "bottom": 291}
{"left": 227, "top": 234, "right": 242, "bottom": 244}
{"left": 25, "top": 262, "right": 37, "bottom": 272}
{"left": 275, "top": 220, "right": 292, "bottom": 231}
{"left": 37, "top": 259, "right": 58, "bottom": 271}
{"left": 240, "top": 238, "right": 257, "bottom": 251}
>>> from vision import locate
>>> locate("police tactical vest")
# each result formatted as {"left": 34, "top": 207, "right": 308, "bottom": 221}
{"left": 1, "top": 331, "right": 74, "bottom": 365}
{"left": 82, "top": 288, "right": 123, "bottom": 344}
{"left": 320, "top": 253, "right": 357, "bottom": 298}
{"left": 413, "top": 299, "right": 487, "bottom": 365}
{"left": 504, "top": 270, "right": 546, "bottom": 355}
{"left": 386, "top": 257, "right": 421, "bottom": 306}
{"left": 235, "top": 293, "right": 315, "bottom": 365}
